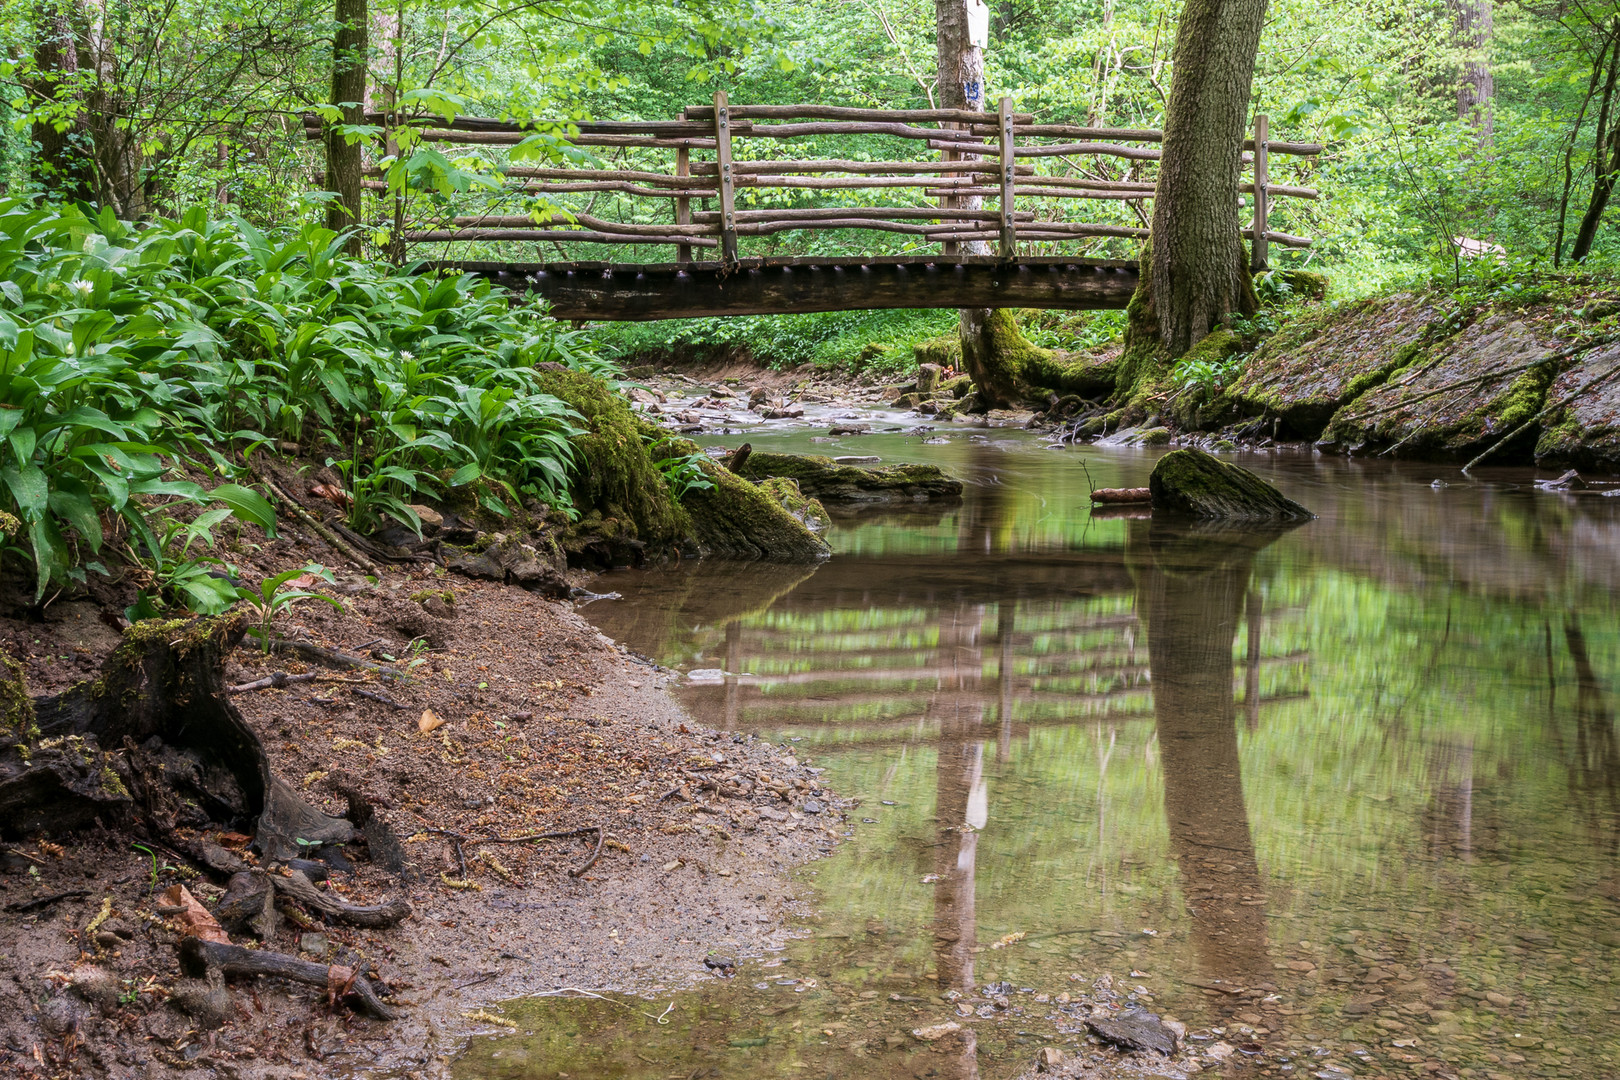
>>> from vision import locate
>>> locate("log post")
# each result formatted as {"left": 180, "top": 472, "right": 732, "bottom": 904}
{"left": 998, "top": 96, "right": 1017, "bottom": 259}
{"left": 713, "top": 90, "right": 739, "bottom": 266}
{"left": 676, "top": 107, "right": 693, "bottom": 265}
{"left": 1250, "top": 113, "right": 1270, "bottom": 273}
{"left": 940, "top": 145, "right": 960, "bottom": 256}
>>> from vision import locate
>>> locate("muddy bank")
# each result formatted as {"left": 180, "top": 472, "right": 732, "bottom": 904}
{"left": 0, "top": 543, "right": 846, "bottom": 1078}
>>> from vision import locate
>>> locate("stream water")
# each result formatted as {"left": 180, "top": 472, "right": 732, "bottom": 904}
{"left": 452, "top": 431, "right": 1620, "bottom": 1080}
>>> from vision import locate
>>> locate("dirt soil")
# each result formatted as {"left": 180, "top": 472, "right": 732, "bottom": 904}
{"left": 0, "top": 536, "right": 848, "bottom": 1078}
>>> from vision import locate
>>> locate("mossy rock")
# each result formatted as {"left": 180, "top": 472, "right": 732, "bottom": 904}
{"left": 1224, "top": 295, "right": 1449, "bottom": 440}
{"left": 1167, "top": 329, "right": 1245, "bottom": 430}
{"left": 1532, "top": 339, "right": 1620, "bottom": 469}
{"left": 1274, "top": 269, "right": 1329, "bottom": 302}
{"left": 534, "top": 370, "right": 691, "bottom": 559}
{"left": 940, "top": 375, "right": 974, "bottom": 399}
{"left": 757, "top": 478, "right": 832, "bottom": 532}
{"left": 915, "top": 335, "right": 963, "bottom": 368}
{"left": 1321, "top": 314, "right": 1556, "bottom": 460}
{"left": 737, "top": 451, "right": 963, "bottom": 504}
{"left": 1150, "top": 449, "right": 1313, "bottom": 521}
{"left": 659, "top": 440, "right": 830, "bottom": 562}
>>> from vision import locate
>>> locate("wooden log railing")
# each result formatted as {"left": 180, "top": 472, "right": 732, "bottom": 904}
{"left": 311, "top": 95, "right": 1321, "bottom": 270}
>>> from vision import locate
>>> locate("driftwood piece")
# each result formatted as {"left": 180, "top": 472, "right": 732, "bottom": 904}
{"left": 1091, "top": 487, "right": 1152, "bottom": 504}
{"left": 726, "top": 444, "right": 752, "bottom": 472}
{"left": 267, "top": 639, "right": 404, "bottom": 681}
{"left": 179, "top": 936, "right": 399, "bottom": 1020}
{"left": 270, "top": 867, "right": 411, "bottom": 928}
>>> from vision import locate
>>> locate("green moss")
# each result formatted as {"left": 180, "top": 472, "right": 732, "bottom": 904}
{"left": 1, "top": 651, "right": 37, "bottom": 745}
{"left": 914, "top": 335, "right": 962, "bottom": 369}
{"left": 1276, "top": 269, "right": 1329, "bottom": 301}
{"left": 534, "top": 370, "right": 691, "bottom": 554}
{"left": 658, "top": 439, "right": 830, "bottom": 561}
{"left": 410, "top": 589, "right": 456, "bottom": 605}
{"left": 757, "top": 478, "right": 832, "bottom": 532}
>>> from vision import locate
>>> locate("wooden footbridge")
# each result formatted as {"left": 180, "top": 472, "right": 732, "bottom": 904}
{"left": 319, "top": 94, "right": 1321, "bottom": 321}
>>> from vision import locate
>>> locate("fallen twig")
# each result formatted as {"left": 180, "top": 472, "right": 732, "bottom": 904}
{"left": 268, "top": 640, "right": 405, "bottom": 682}
{"left": 270, "top": 868, "right": 411, "bottom": 928}
{"left": 1339, "top": 333, "right": 1620, "bottom": 426}
{"left": 352, "top": 687, "right": 404, "bottom": 710}
{"left": 256, "top": 473, "right": 383, "bottom": 577}
{"left": 5, "top": 888, "right": 91, "bottom": 913}
{"left": 179, "top": 936, "right": 399, "bottom": 1020}
{"left": 225, "top": 671, "right": 323, "bottom": 694}
{"left": 1463, "top": 352, "right": 1620, "bottom": 472}
{"left": 424, "top": 826, "right": 606, "bottom": 879}
{"left": 531, "top": 987, "right": 674, "bottom": 1024}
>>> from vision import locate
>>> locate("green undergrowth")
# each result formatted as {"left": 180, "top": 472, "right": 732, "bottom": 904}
{"left": 0, "top": 198, "right": 605, "bottom": 604}
{"left": 596, "top": 308, "right": 956, "bottom": 377}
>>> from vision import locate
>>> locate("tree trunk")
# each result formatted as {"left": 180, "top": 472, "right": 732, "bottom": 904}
{"left": 325, "top": 0, "right": 368, "bottom": 255}
{"left": 76, "top": 4, "right": 146, "bottom": 219}
{"left": 1572, "top": 38, "right": 1620, "bottom": 263}
{"left": 1124, "top": 0, "right": 1268, "bottom": 365}
{"left": 26, "top": 0, "right": 95, "bottom": 203}
{"left": 1452, "top": 0, "right": 1494, "bottom": 145}
{"left": 935, "top": 0, "right": 1047, "bottom": 410}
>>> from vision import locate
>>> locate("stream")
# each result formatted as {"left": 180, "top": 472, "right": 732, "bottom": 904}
{"left": 452, "top": 430, "right": 1620, "bottom": 1080}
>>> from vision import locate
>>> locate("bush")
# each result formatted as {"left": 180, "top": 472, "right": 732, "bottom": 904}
{"left": 0, "top": 199, "right": 594, "bottom": 600}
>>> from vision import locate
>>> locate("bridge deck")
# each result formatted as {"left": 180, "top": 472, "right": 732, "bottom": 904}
{"left": 441, "top": 255, "right": 1140, "bottom": 321}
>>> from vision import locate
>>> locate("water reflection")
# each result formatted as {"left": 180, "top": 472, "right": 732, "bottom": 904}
{"left": 455, "top": 436, "right": 1620, "bottom": 1080}
{"left": 1129, "top": 522, "right": 1286, "bottom": 989}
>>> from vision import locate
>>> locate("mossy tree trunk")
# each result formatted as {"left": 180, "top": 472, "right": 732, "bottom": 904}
{"left": 325, "top": 0, "right": 368, "bottom": 256}
{"left": 1122, "top": 0, "right": 1267, "bottom": 378}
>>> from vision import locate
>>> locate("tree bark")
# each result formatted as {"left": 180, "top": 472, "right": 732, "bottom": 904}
{"left": 1452, "top": 0, "right": 1494, "bottom": 145}
{"left": 1572, "top": 33, "right": 1620, "bottom": 263}
{"left": 1126, "top": 0, "right": 1268, "bottom": 362}
{"left": 26, "top": 0, "right": 95, "bottom": 203}
{"left": 325, "top": 0, "right": 368, "bottom": 255}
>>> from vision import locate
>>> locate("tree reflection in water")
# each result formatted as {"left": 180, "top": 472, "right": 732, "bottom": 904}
{"left": 1130, "top": 520, "right": 1291, "bottom": 993}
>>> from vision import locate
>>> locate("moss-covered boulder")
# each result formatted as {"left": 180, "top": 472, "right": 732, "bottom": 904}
{"left": 736, "top": 451, "right": 964, "bottom": 504}
{"left": 1320, "top": 314, "right": 1557, "bottom": 459}
{"left": 534, "top": 370, "right": 691, "bottom": 563}
{"left": 655, "top": 440, "right": 830, "bottom": 562}
{"left": 758, "top": 478, "right": 832, "bottom": 532}
{"left": 1533, "top": 341, "right": 1620, "bottom": 470}
{"left": 1149, "top": 449, "right": 1313, "bottom": 521}
{"left": 1221, "top": 294, "right": 1448, "bottom": 439}
{"left": 915, "top": 335, "right": 963, "bottom": 369}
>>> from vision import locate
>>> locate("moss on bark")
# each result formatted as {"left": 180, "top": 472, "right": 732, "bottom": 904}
{"left": 534, "top": 370, "right": 691, "bottom": 556}
{"left": 659, "top": 439, "right": 831, "bottom": 562}
{"left": 960, "top": 308, "right": 1121, "bottom": 408}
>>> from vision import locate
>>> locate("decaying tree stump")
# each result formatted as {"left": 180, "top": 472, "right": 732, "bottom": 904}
{"left": 0, "top": 613, "right": 352, "bottom": 857}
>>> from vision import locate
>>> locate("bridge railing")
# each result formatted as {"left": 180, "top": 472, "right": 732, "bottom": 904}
{"left": 314, "top": 94, "right": 1321, "bottom": 271}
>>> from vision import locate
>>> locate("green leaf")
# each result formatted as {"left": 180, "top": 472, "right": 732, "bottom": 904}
{"left": 210, "top": 483, "right": 277, "bottom": 535}
{"left": 2, "top": 462, "right": 49, "bottom": 519}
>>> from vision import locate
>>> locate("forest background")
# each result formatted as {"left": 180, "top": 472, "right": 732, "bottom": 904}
{"left": 5, "top": 0, "right": 1619, "bottom": 371}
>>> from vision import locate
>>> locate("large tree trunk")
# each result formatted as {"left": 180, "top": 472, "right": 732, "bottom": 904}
{"left": 325, "top": 0, "right": 368, "bottom": 255}
{"left": 26, "top": 0, "right": 95, "bottom": 203}
{"left": 1124, "top": 0, "right": 1267, "bottom": 366}
{"left": 1452, "top": 0, "right": 1494, "bottom": 145}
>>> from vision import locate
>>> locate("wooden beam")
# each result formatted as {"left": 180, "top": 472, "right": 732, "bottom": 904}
{"left": 436, "top": 257, "right": 1140, "bottom": 321}
{"left": 1251, "top": 113, "right": 1270, "bottom": 272}
{"left": 998, "top": 97, "right": 1017, "bottom": 259}
{"left": 713, "top": 90, "right": 739, "bottom": 265}
{"left": 676, "top": 107, "right": 692, "bottom": 266}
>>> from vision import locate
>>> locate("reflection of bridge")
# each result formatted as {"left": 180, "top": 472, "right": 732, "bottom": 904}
{"left": 325, "top": 94, "right": 1322, "bottom": 320}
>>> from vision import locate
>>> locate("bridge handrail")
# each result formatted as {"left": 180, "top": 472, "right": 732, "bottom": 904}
{"left": 315, "top": 94, "right": 1321, "bottom": 270}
